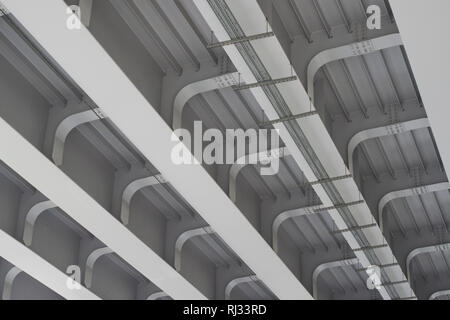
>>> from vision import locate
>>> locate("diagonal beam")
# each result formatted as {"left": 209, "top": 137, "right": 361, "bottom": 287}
{"left": 196, "top": 0, "right": 411, "bottom": 299}
{"left": 0, "top": 18, "right": 79, "bottom": 102}
{"left": 0, "top": 116, "right": 205, "bottom": 299}
{"left": 0, "top": 229, "right": 99, "bottom": 299}
{"left": 3, "top": 0, "right": 312, "bottom": 300}
{"left": 378, "top": 182, "right": 450, "bottom": 232}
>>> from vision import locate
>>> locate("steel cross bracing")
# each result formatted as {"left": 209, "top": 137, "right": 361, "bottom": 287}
{"left": 195, "top": 0, "right": 416, "bottom": 299}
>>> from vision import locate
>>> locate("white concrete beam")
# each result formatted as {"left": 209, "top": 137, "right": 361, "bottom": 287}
{"left": 194, "top": 0, "right": 410, "bottom": 299}
{"left": 2, "top": 0, "right": 312, "bottom": 300}
{"left": 0, "top": 229, "right": 99, "bottom": 300}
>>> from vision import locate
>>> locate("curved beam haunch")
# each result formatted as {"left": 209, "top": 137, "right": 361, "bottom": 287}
{"left": 429, "top": 290, "right": 450, "bottom": 300}
{"left": 225, "top": 275, "right": 270, "bottom": 300}
{"left": 84, "top": 247, "right": 114, "bottom": 289}
{"left": 192, "top": 0, "right": 408, "bottom": 299}
{"left": 378, "top": 182, "right": 450, "bottom": 232}
{"left": 172, "top": 72, "right": 239, "bottom": 130}
{"left": 23, "top": 200, "right": 57, "bottom": 246}
{"left": 147, "top": 291, "right": 170, "bottom": 300}
{"left": 229, "top": 147, "right": 290, "bottom": 203}
{"left": 120, "top": 174, "right": 166, "bottom": 225}
{"left": 307, "top": 33, "right": 403, "bottom": 103}
{"left": 312, "top": 258, "right": 359, "bottom": 299}
{"left": 2, "top": 267, "right": 22, "bottom": 300}
{"left": 406, "top": 243, "right": 450, "bottom": 285}
{"left": 52, "top": 109, "right": 105, "bottom": 166}
{"left": 272, "top": 205, "right": 319, "bottom": 253}
{"left": 174, "top": 226, "right": 214, "bottom": 271}
{"left": 348, "top": 118, "right": 430, "bottom": 174}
